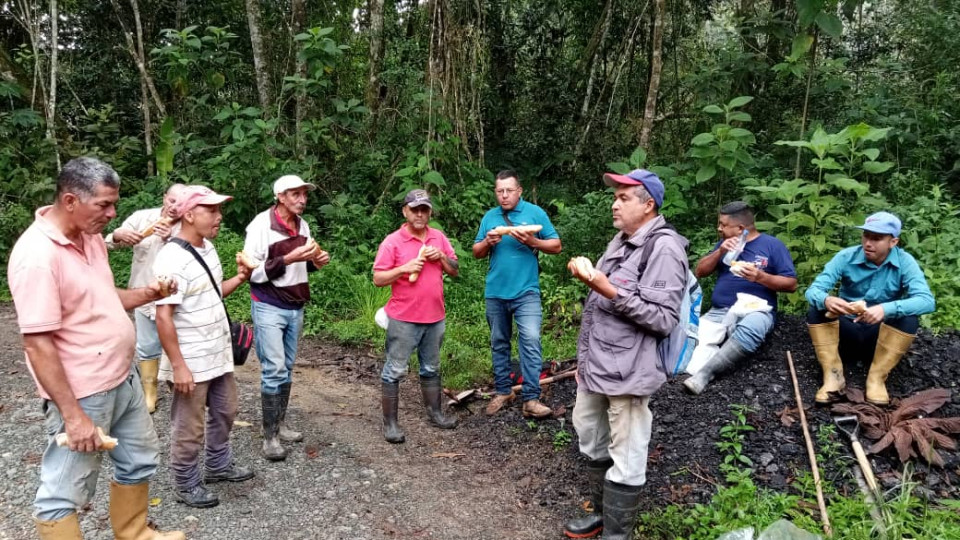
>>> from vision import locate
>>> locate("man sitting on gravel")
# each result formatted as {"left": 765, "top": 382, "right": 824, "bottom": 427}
{"left": 373, "top": 189, "right": 459, "bottom": 444}
{"left": 565, "top": 169, "right": 688, "bottom": 540}
{"left": 8, "top": 157, "right": 184, "bottom": 540}
{"left": 155, "top": 186, "right": 256, "bottom": 508}
{"left": 105, "top": 182, "right": 185, "bottom": 413}
{"left": 683, "top": 201, "right": 797, "bottom": 395}
{"left": 806, "top": 211, "right": 935, "bottom": 405}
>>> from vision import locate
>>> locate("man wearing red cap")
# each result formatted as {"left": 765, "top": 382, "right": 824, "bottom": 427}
{"left": 565, "top": 169, "right": 688, "bottom": 540}
{"left": 154, "top": 185, "right": 256, "bottom": 508}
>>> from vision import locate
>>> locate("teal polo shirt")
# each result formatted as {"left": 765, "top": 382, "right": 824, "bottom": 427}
{"left": 805, "top": 245, "right": 935, "bottom": 319}
{"left": 474, "top": 199, "right": 559, "bottom": 300}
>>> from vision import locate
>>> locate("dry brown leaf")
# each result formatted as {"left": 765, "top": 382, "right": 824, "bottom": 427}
{"left": 233, "top": 420, "right": 252, "bottom": 428}
{"left": 777, "top": 406, "right": 798, "bottom": 427}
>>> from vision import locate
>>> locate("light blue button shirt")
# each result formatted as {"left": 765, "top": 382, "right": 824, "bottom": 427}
{"left": 475, "top": 200, "right": 559, "bottom": 300}
{"left": 805, "top": 245, "right": 935, "bottom": 319}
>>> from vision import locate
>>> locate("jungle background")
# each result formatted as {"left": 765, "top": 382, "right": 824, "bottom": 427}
{"left": 2, "top": 0, "right": 960, "bottom": 389}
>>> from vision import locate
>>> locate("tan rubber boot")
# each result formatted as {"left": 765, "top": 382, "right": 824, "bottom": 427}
{"left": 139, "top": 358, "right": 160, "bottom": 414}
{"left": 35, "top": 513, "right": 83, "bottom": 540}
{"left": 109, "top": 481, "right": 185, "bottom": 540}
{"left": 808, "top": 321, "right": 845, "bottom": 404}
{"left": 866, "top": 324, "right": 915, "bottom": 405}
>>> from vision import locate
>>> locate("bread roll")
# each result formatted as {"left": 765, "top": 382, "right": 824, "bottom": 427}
{"left": 140, "top": 217, "right": 172, "bottom": 237}
{"left": 55, "top": 426, "right": 118, "bottom": 451}
{"left": 568, "top": 256, "right": 597, "bottom": 282}
{"left": 156, "top": 275, "right": 175, "bottom": 297}
{"left": 236, "top": 251, "right": 261, "bottom": 270}
{"left": 492, "top": 224, "right": 544, "bottom": 235}
{"left": 826, "top": 299, "right": 869, "bottom": 318}
{"left": 409, "top": 246, "right": 428, "bottom": 283}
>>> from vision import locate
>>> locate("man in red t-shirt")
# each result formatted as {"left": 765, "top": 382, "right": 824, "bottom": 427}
{"left": 373, "top": 190, "right": 459, "bottom": 443}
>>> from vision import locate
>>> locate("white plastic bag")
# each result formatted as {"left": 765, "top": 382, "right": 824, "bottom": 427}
{"left": 685, "top": 317, "right": 728, "bottom": 375}
{"left": 375, "top": 307, "right": 389, "bottom": 330}
{"left": 720, "top": 293, "right": 772, "bottom": 327}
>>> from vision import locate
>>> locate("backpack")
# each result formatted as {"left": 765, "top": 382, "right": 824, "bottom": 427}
{"left": 634, "top": 227, "right": 702, "bottom": 377}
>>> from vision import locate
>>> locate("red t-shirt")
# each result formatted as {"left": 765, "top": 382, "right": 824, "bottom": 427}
{"left": 373, "top": 224, "right": 456, "bottom": 324}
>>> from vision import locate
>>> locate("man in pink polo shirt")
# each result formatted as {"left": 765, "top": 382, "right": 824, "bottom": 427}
{"left": 7, "top": 157, "right": 184, "bottom": 540}
{"left": 372, "top": 189, "right": 459, "bottom": 443}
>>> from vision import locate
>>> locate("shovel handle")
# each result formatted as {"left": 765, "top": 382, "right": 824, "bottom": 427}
{"left": 850, "top": 439, "right": 879, "bottom": 493}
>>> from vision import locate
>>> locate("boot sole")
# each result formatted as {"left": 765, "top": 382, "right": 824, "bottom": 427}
{"left": 385, "top": 437, "right": 405, "bottom": 444}
{"left": 563, "top": 526, "right": 602, "bottom": 538}
{"left": 205, "top": 472, "right": 255, "bottom": 484}
{"left": 175, "top": 496, "right": 220, "bottom": 509}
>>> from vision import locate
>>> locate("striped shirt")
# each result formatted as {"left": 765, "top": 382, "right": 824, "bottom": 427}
{"left": 154, "top": 239, "right": 234, "bottom": 383}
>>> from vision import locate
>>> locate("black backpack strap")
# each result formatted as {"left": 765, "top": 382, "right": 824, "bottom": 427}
{"left": 170, "top": 237, "right": 231, "bottom": 324}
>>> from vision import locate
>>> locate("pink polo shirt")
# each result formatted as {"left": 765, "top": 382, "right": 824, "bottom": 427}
{"left": 8, "top": 206, "right": 135, "bottom": 400}
{"left": 373, "top": 224, "right": 456, "bottom": 324}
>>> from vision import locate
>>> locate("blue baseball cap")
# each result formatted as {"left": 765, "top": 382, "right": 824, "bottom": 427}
{"left": 602, "top": 169, "right": 665, "bottom": 208}
{"left": 857, "top": 211, "right": 901, "bottom": 237}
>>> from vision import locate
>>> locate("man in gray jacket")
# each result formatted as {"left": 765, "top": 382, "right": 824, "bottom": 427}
{"left": 564, "top": 169, "right": 688, "bottom": 540}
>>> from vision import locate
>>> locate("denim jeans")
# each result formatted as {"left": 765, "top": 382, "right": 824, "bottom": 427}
{"left": 252, "top": 301, "right": 304, "bottom": 395}
{"left": 381, "top": 318, "right": 445, "bottom": 384}
{"left": 168, "top": 373, "right": 238, "bottom": 490}
{"left": 35, "top": 368, "right": 160, "bottom": 521}
{"left": 806, "top": 306, "right": 919, "bottom": 363}
{"left": 702, "top": 307, "right": 775, "bottom": 353}
{"left": 134, "top": 311, "right": 162, "bottom": 361}
{"left": 486, "top": 291, "right": 543, "bottom": 401}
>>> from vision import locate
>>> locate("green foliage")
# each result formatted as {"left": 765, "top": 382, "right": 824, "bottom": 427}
{"left": 715, "top": 404, "right": 756, "bottom": 482}
{"left": 688, "top": 97, "right": 757, "bottom": 207}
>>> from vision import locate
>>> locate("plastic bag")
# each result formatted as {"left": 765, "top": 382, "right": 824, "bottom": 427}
{"left": 715, "top": 520, "right": 821, "bottom": 540}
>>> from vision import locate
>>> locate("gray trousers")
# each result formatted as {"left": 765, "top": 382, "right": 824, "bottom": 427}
{"left": 572, "top": 390, "right": 652, "bottom": 486}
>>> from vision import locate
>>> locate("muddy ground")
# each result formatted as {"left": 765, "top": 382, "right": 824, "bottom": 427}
{"left": 1, "top": 300, "right": 958, "bottom": 539}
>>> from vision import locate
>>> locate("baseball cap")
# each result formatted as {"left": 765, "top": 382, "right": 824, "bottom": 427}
{"left": 602, "top": 169, "right": 665, "bottom": 208}
{"left": 273, "top": 175, "right": 317, "bottom": 197}
{"left": 857, "top": 211, "right": 901, "bottom": 237}
{"left": 403, "top": 189, "right": 432, "bottom": 208}
{"left": 172, "top": 185, "right": 232, "bottom": 217}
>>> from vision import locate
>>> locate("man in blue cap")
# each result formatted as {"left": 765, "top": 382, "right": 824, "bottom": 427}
{"left": 805, "top": 211, "right": 935, "bottom": 405}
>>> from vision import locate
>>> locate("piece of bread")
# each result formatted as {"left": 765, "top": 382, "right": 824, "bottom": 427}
{"left": 55, "top": 426, "right": 118, "bottom": 451}
{"left": 492, "top": 224, "right": 544, "bottom": 235}
{"left": 826, "top": 299, "right": 869, "bottom": 318}
{"left": 236, "top": 251, "right": 261, "bottom": 270}
{"left": 567, "top": 256, "right": 597, "bottom": 282}
{"left": 155, "top": 274, "right": 175, "bottom": 297}
{"left": 409, "top": 246, "right": 428, "bottom": 283}
{"left": 139, "top": 217, "right": 172, "bottom": 237}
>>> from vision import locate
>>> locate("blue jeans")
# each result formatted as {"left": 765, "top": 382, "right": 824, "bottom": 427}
{"left": 35, "top": 369, "right": 160, "bottom": 521}
{"left": 702, "top": 307, "right": 775, "bottom": 353}
{"left": 486, "top": 291, "right": 544, "bottom": 402}
{"left": 134, "top": 311, "right": 162, "bottom": 361}
{"left": 252, "top": 301, "right": 304, "bottom": 395}
{"left": 381, "top": 318, "right": 445, "bottom": 384}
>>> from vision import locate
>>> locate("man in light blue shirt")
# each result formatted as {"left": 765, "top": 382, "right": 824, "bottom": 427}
{"left": 805, "top": 211, "right": 935, "bottom": 405}
{"left": 473, "top": 170, "right": 561, "bottom": 418}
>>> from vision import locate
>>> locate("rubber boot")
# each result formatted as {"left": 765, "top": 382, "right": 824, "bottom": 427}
{"left": 261, "top": 392, "right": 288, "bottom": 461}
{"left": 866, "top": 324, "right": 915, "bottom": 405}
{"left": 420, "top": 376, "right": 458, "bottom": 429}
{"left": 808, "top": 321, "right": 845, "bottom": 404}
{"left": 382, "top": 382, "right": 405, "bottom": 444}
{"left": 563, "top": 458, "right": 613, "bottom": 538}
{"left": 139, "top": 358, "right": 160, "bottom": 414}
{"left": 600, "top": 480, "right": 643, "bottom": 540}
{"left": 35, "top": 513, "right": 83, "bottom": 540}
{"left": 278, "top": 382, "right": 304, "bottom": 443}
{"left": 683, "top": 339, "right": 749, "bottom": 395}
{"left": 109, "top": 481, "right": 186, "bottom": 540}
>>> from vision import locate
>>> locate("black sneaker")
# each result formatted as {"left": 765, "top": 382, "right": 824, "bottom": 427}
{"left": 205, "top": 463, "right": 255, "bottom": 484}
{"left": 176, "top": 485, "right": 219, "bottom": 508}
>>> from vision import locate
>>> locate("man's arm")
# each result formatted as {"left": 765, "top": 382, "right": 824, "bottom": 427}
{"left": 155, "top": 304, "right": 196, "bottom": 395}
{"left": 116, "top": 286, "right": 162, "bottom": 311}
{"left": 695, "top": 236, "right": 742, "bottom": 278}
{"left": 22, "top": 333, "right": 100, "bottom": 452}
{"left": 737, "top": 266, "right": 798, "bottom": 292}
{"left": 805, "top": 251, "right": 846, "bottom": 311}
{"left": 879, "top": 255, "right": 936, "bottom": 319}
{"left": 373, "top": 257, "right": 424, "bottom": 287}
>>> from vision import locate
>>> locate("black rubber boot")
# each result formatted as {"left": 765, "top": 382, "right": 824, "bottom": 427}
{"left": 601, "top": 481, "right": 643, "bottom": 540}
{"left": 420, "top": 376, "right": 457, "bottom": 429}
{"left": 381, "top": 382, "right": 405, "bottom": 444}
{"left": 564, "top": 458, "right": 613, "bottom": 538}
{"left": 278, "top": 382, "right": 304, "bottom": 443}
{"left": 683, "top": 338, "right": 749, "bottom": 395}
{"left": 261, "top": 392, "right": 288, "bottom": 461}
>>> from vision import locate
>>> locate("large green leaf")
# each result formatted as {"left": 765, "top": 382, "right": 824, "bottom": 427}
{"left": 862, "top": 161, "right": 894, "bottom": 174}
{"left": 815, "top": 12, "right": 843, "bottom": 39}
{"left": 727, "top": 111, "right": 752, "bottom": 123}
{"left": 696, "top": 165, "right": 717, "bottom": 183}
{"left": 605, "top": 162, "right": 632, "bottom": 174}
{"left": 826, "top": 175, "right": 868, "bottom": 195}
{"left": 691, "top": 133, "right": 716, "bottom": 146}
{"left": 788, "top": 34, "right": 815, "bottom": 61}
{"left": 422, "top": 170, "right": 446, "bottom": 187}
{"left": 702, "top": 105, "right": 724, "bottom": 114}
{"left": 629, "top": 147, "right": 647, "bottom": 167}
{"left": 727, "top": 96, "right": 753, "bottom": 109}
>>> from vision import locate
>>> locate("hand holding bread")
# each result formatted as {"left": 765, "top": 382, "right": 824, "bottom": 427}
{"left": 409, "top": 246, "right": 428, "bottom": 282}
{"left": 154, "top": 274, "right": 176, "bottom": 298}
{"left": 140, "top": 217, "right": 173, "bottom": 237}
{"left": 825, "top": 299, "right": 868, "bottom": 319}
{"left": 492, "top": 224, "right": 543, "bottom": 236}
{"left": 56, "top": 426, "right": 118, "bottom": 451}
{"left": 236, "top": 251, "right": 261, "bottom": 270}
{"left": 567, "top": 256, "right": 597, "bottom": 282}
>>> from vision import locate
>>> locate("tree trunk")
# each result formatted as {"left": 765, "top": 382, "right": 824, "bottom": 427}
{"left": 292, "top": 0, "right": 306, "bottom": 156}
{"left": 580, "top": 0, "right": 613, "bottom": 119}
{"left": 140, "top": 75, "right": 154, "bottom": 176}
{"left": 128, "top": 0, "right": 166, "bottom": 117}
{"left": 366, "top": 0, "right": 385, "bottom": 114}
{"left": 639, "top": 0, "right": 665, "bottom": 150}
{"left": 795, "top": 31, "right": 819, "bottom": 179}
{"left": 47, "top": 0, "right": 60, "bottom": 169}
{"left": 245, "top": 0, "right": 274, "bottom": 114}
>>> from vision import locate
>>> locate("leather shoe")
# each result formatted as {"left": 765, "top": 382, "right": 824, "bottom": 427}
{"left": 175, "top": 485, "right": 219, "bottom": 508}
{"left": 485, "top": 392, "right": 515, "bottom": 416}
{"left": 522, "top": 399, "right": 552, "bottom": 419}
{"left": 205, "top": 463, "right": 255, "bottom": 484}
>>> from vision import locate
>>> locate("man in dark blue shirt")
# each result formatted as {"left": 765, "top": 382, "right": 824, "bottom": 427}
{"left": 805, "top": 211, "right": 934, "bottom": 405}
{"left": 684, "top": 201, "right": 797, "bottom": 394}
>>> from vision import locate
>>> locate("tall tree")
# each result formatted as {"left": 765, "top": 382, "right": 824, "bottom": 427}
{"left": 46, "top": 0, "right": 60, "bottom": 168}
{"left": 245, "top": 0, "right": 273, "bottom": 114}
{"left": 639, "top": 0, "right": 665, "bottom": 150}
{"left": 366, "top": 0, "right": 385, "bottom": 115}
{"left": 292, "top": 0, "right": 306, "bottom": 155}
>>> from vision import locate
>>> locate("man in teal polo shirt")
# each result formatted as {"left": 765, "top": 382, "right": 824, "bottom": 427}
{"left": 473, "top": 170, "right": 562, "bottom": 418}
{"left": 806, "top": 211, "right": 935, "bottom": 405}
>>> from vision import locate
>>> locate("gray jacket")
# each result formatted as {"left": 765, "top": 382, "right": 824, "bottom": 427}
{"left": 577, "top": 215, "right": 689, "bottom": 397}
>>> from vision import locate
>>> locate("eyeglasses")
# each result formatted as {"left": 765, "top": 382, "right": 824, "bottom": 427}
{"left": 494, "top": 188, "right": 519, "bottom": 196}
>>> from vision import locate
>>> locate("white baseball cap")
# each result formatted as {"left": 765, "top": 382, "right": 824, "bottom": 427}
{"left": 273, "top": 175, "right": 317, "bottom": 197}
